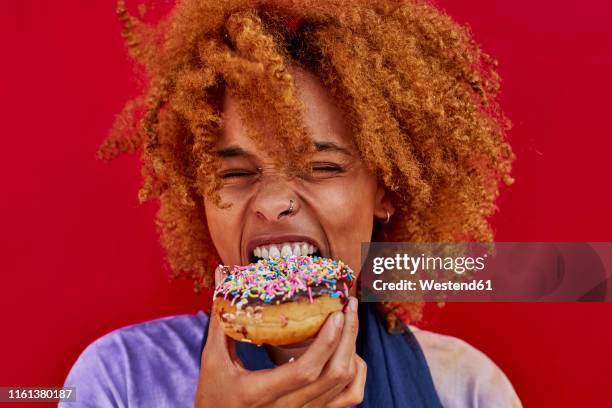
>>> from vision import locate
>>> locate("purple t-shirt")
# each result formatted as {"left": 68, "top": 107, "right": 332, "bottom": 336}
{"left": 60, "top": 312, "right": 208, "bottom": 407}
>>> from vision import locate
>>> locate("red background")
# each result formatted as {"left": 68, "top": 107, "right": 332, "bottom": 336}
{"left": 2, "top": 1, "right": 611, "bottom": 407}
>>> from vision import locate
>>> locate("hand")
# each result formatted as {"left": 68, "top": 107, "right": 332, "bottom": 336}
{"left": 194, "top": 268, "right": 366, "bottom": 408}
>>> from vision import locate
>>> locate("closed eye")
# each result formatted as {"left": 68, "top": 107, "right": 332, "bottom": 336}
{"left": 220, "top": 170, "right": 258, "bottom": 179}
{"left": 311, "top": 163, "right": 345, "bottom": 173}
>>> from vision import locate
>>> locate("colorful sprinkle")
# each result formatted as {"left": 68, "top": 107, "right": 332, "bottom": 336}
{"left": 214, "top": 255, "right": 354, "bottom": 305}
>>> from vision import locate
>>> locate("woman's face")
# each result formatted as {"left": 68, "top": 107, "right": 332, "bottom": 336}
{"left": 204, "top": 66, "right": 393, "bottom": 277}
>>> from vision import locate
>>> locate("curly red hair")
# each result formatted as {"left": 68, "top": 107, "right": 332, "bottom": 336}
{"left": 98, "top": 0, "right": 514, "bottom": 331}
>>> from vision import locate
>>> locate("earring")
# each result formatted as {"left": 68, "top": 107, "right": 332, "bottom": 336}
{"left": 384, "top": 210, "right": 391, "bottom": 224}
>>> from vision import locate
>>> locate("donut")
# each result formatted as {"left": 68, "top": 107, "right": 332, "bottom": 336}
{"left": 212, "top": 255, "right": 354, "bottom": 346}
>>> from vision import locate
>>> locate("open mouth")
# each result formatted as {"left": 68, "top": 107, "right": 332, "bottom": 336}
{"left": 249, "top": 241, "right": 323, "bottom": 263}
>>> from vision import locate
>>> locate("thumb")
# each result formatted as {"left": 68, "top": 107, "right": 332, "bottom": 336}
{"left": 208, "top": 264, "right": 244, "bottom": 369}
{"left": 204, "top": 308, "right": 244, "bottom": 369}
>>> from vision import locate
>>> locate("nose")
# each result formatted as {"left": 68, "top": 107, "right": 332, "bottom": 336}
{"left": 251, "top": 176, "right": 299, "bottom": 222}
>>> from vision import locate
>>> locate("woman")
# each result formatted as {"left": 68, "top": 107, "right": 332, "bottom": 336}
{"left": 62, "top": 0, "right": 521, "bottom": 406}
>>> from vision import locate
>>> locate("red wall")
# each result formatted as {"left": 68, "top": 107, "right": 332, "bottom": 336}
{"left": 2, "top": 1, "right": 611, "bottom": 407}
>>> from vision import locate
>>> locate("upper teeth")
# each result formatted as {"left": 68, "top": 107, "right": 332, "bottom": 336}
{"left": 253, "top": 242, "right": 318, "bottom": 259}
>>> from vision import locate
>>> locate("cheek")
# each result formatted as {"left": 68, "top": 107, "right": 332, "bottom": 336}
{"left": 321, "top": 172, "right": 377, "bottom": 234}
{"left": 308, "top": 170, "right": 378, "bottom": 269}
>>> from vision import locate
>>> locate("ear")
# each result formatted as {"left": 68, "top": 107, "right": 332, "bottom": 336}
{"left": 373, "top": 181, "right": 395, "bottom": 223}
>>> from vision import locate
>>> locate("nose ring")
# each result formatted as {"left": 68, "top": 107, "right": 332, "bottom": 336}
{"left": 288, "top": 199, "right": 295, "bottom": 213}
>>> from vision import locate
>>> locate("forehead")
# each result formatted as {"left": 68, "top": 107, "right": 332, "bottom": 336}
{"left": 219, "top": 65, "right": 355, "bottom": 153}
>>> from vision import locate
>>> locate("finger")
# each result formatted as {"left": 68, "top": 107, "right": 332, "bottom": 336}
{"left": 297, "top": 297, "right": 359, "bottom": 405}
{"left": 302, "top": 354, "right": 358, "bottom": 408}
{"left": 331, "top": 297, "right": 359, "bottom": 364}
{"left": 244, "top": 311, "right": 345, "bottom": 401}
{"left": 295, "top": 310, "right": 345, "bottom": 376}
{"left": 327, "top": 355, "right": 367, "bottom": 408}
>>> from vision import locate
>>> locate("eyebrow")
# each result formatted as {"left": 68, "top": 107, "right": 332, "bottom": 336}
{"left": 314, "top": 142, "right": 353, "bottom": 156}
{"left": 216, "top": 142, "right": 353, "bottom": 158}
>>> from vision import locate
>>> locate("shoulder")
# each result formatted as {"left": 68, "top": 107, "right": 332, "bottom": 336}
{"left": 408, "top": 325, "right": 522, "bottom": 408}
{"left": 60, "top": 311, "right": 209, "bottom": 408}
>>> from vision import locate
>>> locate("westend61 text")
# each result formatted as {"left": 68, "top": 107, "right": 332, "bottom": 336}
{"left": 373, "top": 279, "right": 493, "bottom": 291}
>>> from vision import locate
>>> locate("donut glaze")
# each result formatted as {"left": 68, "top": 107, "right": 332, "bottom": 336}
{"left": 212, "top": 255, "right": 354, "bottom": 346}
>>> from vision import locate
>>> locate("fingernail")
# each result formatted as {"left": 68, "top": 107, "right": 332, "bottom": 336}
{"left": 333, "top": 312, "right": 344, "bottom": 328}
{"left": 349, "top": 297, "right": 358, "bottom": 313}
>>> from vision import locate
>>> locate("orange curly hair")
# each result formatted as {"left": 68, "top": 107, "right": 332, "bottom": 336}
{"left": 98, "top": 0, "right": 514, "bottom": 331}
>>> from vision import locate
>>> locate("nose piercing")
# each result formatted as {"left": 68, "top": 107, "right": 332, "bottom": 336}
{"left": 288, "top": 199, "right": 295, "bottom": 213}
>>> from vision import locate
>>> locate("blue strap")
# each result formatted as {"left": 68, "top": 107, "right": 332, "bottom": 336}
{"left": 356, "top": 304, "right": 443, "bottom": 407}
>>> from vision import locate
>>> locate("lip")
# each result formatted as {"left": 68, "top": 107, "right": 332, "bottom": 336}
{"left": 243, "top": 234, "right": 327, "bottom": 264}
